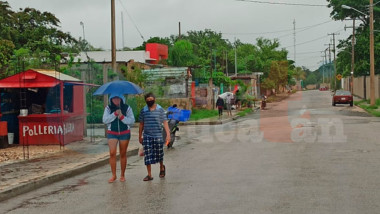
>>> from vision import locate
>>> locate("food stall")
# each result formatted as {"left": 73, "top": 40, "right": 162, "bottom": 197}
{"left": 0, "top": 69, "right": 88, "bottom": 145}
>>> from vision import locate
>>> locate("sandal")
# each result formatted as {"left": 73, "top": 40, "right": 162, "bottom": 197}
{"left": 159, "top": 165, "right": 166, "bottom": 178}
{"left": 119, "top": 177, "right": 126, "bottom": 182}
{"left": 108, "top": 176, "right": 117, "bottom": 183}
{"left": 143, "top": 175, "right": 153, "bottom": 181}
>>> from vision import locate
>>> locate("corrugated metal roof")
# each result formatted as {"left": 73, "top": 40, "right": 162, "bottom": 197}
{"left": 74, "top": 51, "right": 155, "bottom": 63}
{"left": 34, "top": 69, "right": 81, "bottom": 82}
{"left": 143, "top": 67, "right": 189, "bottom": 80}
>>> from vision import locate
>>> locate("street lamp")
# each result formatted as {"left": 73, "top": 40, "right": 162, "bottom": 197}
{"left": 342, "top": 5, "right": 368, "bottom": 17}
{"left": 80, "top": 21, "right": 86, "bottom": 51}
{"left": 342, "top": 2, "right": 375, "bottom": 106}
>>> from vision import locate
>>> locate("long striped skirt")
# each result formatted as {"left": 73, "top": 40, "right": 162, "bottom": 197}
{"left": 143, "top": 134, "right": 164, "bottom": 165}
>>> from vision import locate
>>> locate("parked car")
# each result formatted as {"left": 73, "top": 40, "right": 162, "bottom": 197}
{"left": 332, "top": 90, "right": 353, "bottom": 107}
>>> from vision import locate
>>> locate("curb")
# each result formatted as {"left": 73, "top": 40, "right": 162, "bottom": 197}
{"left": 0, "top": 148, "right": 139, "bottom": 202}
{"left": 180, "top": 116, "right": 238, "bottom": 125}
{"left": 181, "top": 107, "right": 260, "bottom": 125}
{"left": 87, "top": 123, "right": 139, "bottom": 129}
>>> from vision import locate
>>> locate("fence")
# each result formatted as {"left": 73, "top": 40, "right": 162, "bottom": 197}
{"left": 342, "top": 74, "right": 380, "bottom": 99}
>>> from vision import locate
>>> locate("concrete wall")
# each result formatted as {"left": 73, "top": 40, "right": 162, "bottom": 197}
{"left": 306, "top": 84, "right": 317, "bottom": 90}
{"left": 342, "top": 75, "right": 380, "bottom": 99}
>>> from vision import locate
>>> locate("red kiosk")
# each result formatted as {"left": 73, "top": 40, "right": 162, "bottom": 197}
{"left": 0, "top": 69, "right": 87, "bottom": 145}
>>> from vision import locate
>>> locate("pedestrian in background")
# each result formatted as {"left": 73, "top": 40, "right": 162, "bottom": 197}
{"left": 216, "top": 96, "right": 224, "bottom": 119}
{"left": 235, "top": 89, "right": 242, "bottom": 110}
{"left": 139, "top": 92, "right": 170, "bottom": 181}
{"left": 103, "top": 93, "right": 135, "bottom": 183}
{"left": 226, "top": 93, "right": 232, "bottom": 117}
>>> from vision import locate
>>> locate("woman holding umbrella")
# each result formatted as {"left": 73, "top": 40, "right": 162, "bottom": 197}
{"left": 103, "top": 93, "right": 135, "bottom": 183}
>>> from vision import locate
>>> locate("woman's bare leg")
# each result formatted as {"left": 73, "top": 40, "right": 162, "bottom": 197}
{"left": 119, "top": 140, "right": 129, "bottom": 181}
{"left": 108, "top": 139, "right": 118, "bottom": 183}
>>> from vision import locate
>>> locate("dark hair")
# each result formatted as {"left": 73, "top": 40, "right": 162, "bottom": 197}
{"left": 109, "top": 99, "right": 127, "bottom": 113}
{"left": 144, "top": 92, "right": 155, "bottom": 100}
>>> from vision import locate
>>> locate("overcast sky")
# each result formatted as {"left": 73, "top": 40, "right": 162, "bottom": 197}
{"left": 7, "top": 0, "right": 351, "bottom": 70}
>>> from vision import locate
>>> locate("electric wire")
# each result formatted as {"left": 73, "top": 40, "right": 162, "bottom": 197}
{"left": 118, "top": 0, "right": 146, "bottom": 42}
{"left": 283, "top": 28, "right": 344, "bottom": 48}
{"left": 224, "top": 20, "right": 333, "bottom": 35}
{"left": 236, "top": 0, "right": 327, "bottom": 7}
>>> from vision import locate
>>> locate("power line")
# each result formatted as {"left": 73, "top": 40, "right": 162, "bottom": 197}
{"left": 224, "top": 20, "right": 333, "bottom": 36}
{"left": 236, "top": 0, "right": 327, "bottom": 7}
{"left": 118, "top": 0, "right": 145, "bottom": 42}
{"left": 277, "top": 20, "right": 334, "bottom": 38}
{"left": 283, "top": 28, "right": 344, "bottom": 48}
{"left": 289, "top": 50, "right": 321, "bottom": 55}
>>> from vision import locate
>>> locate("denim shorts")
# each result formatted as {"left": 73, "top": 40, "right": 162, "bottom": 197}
{"left": 107, "top": 133, "right": 131, "bottom": 141}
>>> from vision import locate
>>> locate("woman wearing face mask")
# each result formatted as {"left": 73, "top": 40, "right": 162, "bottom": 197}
{"left": 103, "top": 93, "right": 135, "bottom": 183}
{"left": 138, "top": 92, "right": 170, "bottom": 181}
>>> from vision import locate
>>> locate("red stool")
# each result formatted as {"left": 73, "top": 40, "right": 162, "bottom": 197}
{"left": 0, "top": 121, "right": 9, "bottom": 148}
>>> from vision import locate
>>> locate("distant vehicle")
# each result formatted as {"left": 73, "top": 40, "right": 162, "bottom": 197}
{"left": 332, "top": 90, "right": 353, "bottom": 107}
{"left": 319, "top": 86, "right": 328, "bottom": 91}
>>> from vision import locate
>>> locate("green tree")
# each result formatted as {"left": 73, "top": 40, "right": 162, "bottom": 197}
{"left": 327, "top": 0, "right": 380, "bottom": 76}
{"left": 184, "top": 29, "right": 230, "bottom": 71}
{"left": 304, "top": 72, "right": 318, "bottom": 86}
{"left": 133, "top": 36, "right": 172, "bottom": 50}
{"left": 0, "top": 39, "right": 14, "bottom": 77}
{"left": 268, "top": 61, "right": 289, "bottom": 92}
{"left": 168, "top": 39, "right": 197, "bottom": 66}
{"left": 0, "top": 3, "right": 79, "bottom": 75}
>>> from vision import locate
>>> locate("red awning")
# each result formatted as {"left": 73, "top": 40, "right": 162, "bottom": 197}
{"left": 0, "top": 69, "right": 82, "bottom": 88}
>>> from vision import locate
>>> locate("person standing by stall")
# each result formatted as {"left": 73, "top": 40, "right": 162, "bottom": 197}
{"left": 103, "top": 93, "right": 135, "bottom": 183}
{"left": 216, "top": 96, "right": 224, "bottom": 119}
{"left": 0, "top": 93, "right": 19, "bottom": 144}
{"left": 138, "top": 92, "right": 170, "bottom": 181}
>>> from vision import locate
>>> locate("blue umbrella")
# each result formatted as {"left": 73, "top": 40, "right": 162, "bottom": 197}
{"left": 93, "top": 80, "right": 143, "bottom": 95}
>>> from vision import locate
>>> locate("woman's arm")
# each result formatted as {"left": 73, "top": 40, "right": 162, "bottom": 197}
{"left": 139, "top": 122, "right": 144, "bottom": 144}
{"left": 119, "top": 106, "right": 135, "bottom": 125}
{"left": 102, "top": 106, "right": 117, "bottom": 124}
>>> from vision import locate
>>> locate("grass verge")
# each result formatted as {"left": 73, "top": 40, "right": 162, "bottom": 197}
{"left": 237, "top": 108, "right": 253, "bottom": 117}
{"left": 356, "top": 98, "right": 380, "bottom": 117}
{"left": 189, "top": 109, "right": 218, "bottom": 121}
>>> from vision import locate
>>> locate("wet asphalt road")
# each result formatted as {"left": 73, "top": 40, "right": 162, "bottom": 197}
{"left": 2, "top": 90, "right": 380, "bottom": 214}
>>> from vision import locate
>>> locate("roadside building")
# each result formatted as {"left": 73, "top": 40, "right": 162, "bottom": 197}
{"left": 0, "top": 69, "right": 92, "bottom": 146}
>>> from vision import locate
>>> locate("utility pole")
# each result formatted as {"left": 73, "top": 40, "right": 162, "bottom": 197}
{"left": 106, "top": 0, "right": 116, "bottom": 136}
{"left": 179, "top": 22, "right": 181, "bottom": 39}
{"left": 111, "top": 0, "right": 116, "bottom": 76}
{"left": 324, "top": 48, "right": 328, "bottom": 84}
{"left": 209, "top": 47, "right": 214, "bottom": 109}
{"left": 328, "top": 33, "right": 339, "bottom": 90}
{"left": 369, "top": 0, "right": 375, "bottom": 106}
{"left": 234, "top": 37, "right": 237, "bottom": 76}
{"left": 225, "top": 50, "right": 228, "bottom": 77}
{"left": 321, "top": 55, "right": 325, "bottom": 84}
{"left": 293, "top": 19, "right": 296, "bottom": 64}
{"left": 344, "top": 18, "right": 356, "bottom": 94}
{"left": 328, "top": 44, "right": 332, "bottom": 63}
{"left": 351, "top": 18, "right": 355, "bottom": 95}
{"left": 80, "top": 21, "right": 88, "bottom": 137}
{"left": 324, "top": 44, "right": 332, "bottom": 88}
{"left": 121, "top": 12, "right": 125, "bottom": 49}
